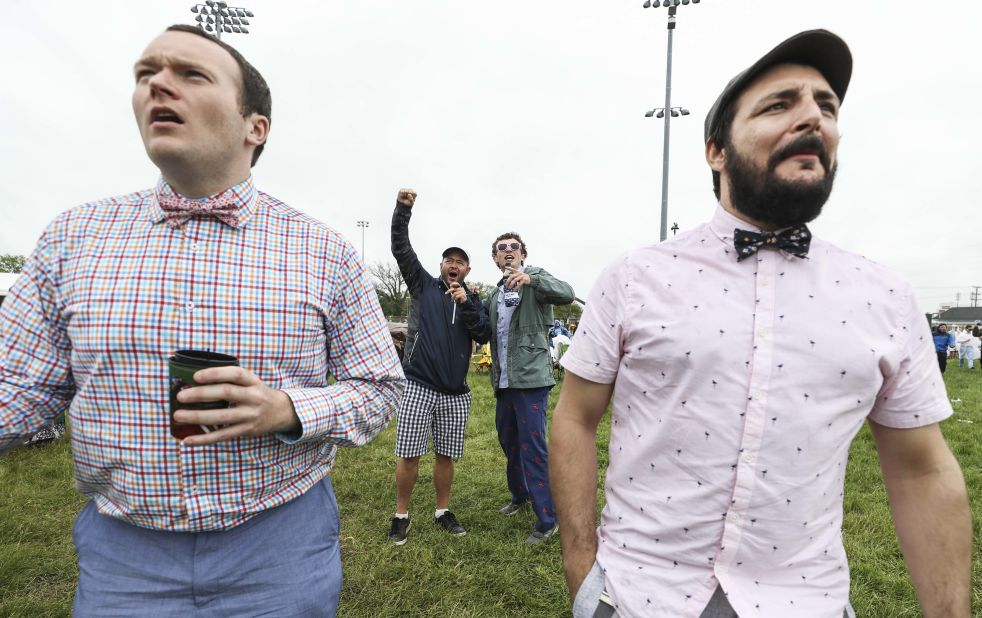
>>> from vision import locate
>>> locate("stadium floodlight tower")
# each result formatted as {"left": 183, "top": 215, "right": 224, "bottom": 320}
{"left": 190, "top": 1, "right": 254, "bottom": 40}
{"left": 357, "top": 220, "right": 370, "bottom": 258}
{"left": 642, "top": 0, "right": 702, "bottom": 242}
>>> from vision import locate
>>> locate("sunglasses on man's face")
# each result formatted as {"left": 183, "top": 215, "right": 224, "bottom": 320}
{"left": 497, "top": 242, "right": 521, "bottom": 251}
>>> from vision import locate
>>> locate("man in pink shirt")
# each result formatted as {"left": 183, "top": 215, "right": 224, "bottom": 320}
{"left": 551, "top": 30, "right": 970, "bottom": 618}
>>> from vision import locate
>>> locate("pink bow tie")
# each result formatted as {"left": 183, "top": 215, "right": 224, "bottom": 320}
{"left": 158, "top": 190, "right": 241, "bottom": 229}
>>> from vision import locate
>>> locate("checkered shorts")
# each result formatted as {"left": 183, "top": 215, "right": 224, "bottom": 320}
{"left": 394, "top": 381, "right": 472, "bottom": 459}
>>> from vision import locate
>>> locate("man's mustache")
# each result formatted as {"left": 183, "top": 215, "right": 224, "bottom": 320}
{"left": 768, "top": 135, "right": 832, "bottom": 173}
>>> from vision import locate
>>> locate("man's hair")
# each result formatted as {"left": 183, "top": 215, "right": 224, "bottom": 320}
{"left": 708, "top": 101, "right": 739, "bottom": 201}
{"left": 491, "top": 232, "right": 528, "bottom": 258}
{"left": 165, "top": 24, "right": 272, "bottom": 166}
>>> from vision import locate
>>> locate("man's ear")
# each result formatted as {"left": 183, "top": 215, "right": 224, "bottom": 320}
{"left": 706, "top": 139, "right": 725, "bottom": 173}
{"left": 245, "top": 114, "right": 270, "bottom": 148}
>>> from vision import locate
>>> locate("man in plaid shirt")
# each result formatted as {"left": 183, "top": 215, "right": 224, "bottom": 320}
{"left": 0, "top": 25, "right": 404, "bottom": 616}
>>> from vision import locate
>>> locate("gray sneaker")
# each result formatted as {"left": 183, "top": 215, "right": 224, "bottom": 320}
{"left": 525, "top": 524, "right": 558, "bottom": 545}
{"left": 498, "top": 501, "right": 527, "bottom": 516}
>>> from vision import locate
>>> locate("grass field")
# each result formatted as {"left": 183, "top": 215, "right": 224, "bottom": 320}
{"left": 1, "top": 368, "right": 979, "bottom": 617}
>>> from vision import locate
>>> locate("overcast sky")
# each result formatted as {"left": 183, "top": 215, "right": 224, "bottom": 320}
{"left": 2, "top": 1, "right": 979, "bottom": 313}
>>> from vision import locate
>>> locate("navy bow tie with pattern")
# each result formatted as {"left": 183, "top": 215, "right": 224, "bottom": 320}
{"left": 733, "top": 224, "right": 811, "bottom": 262}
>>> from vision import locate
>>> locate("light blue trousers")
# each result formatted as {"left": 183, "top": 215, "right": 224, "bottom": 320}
{"left": 72, "top": 477, "right": 342, "bottom": 617}
{"left": 959, "top": 346, "right": 976, "bottom": 369}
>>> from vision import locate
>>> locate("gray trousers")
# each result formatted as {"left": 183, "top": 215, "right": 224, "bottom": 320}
{"left": 573, "top": 561, "right": 857, "bottom": 618}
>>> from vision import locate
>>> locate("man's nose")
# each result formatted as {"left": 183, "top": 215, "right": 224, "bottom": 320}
{"left": 792, "top": 98, "right": 826, "bottom": 134}
{"left": 148, "top": 70, "right": 177, "bottom": 99}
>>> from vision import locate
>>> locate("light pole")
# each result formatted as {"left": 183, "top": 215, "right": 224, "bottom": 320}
{"left": 644, "top": 105, "right": 690, "bottom": 241}
{"left": 643, "top": 0, "right": 701, "bottom": 241}
{"left": 190, "top": 1, "right": 254, "bottom": 39}
{"left": 356, "top": 221, "right": 369, "bottom": 258}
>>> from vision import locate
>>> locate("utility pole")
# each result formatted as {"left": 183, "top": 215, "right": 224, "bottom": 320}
{"left": 971, "top": 286, "right": 981, "bottom": 307}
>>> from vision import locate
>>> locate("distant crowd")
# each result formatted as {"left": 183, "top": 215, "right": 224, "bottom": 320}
{"left": 933, "top": 322, "right": 982, "bottom": 373}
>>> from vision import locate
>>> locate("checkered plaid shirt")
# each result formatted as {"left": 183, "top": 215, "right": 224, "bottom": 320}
{"left": 0, "top": 176, "right": 405, "bottom": 531}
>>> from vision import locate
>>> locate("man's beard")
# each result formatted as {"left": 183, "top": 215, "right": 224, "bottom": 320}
{"left": 725, "top": 134, "right": 837, "bottom": 229}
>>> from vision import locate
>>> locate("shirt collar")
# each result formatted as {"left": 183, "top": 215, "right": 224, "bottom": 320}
{"left": 148, "top": 175, "right": 259, "bottom": 229}
{"left": 708, "top": 204, "right": 760, "bottom": 245}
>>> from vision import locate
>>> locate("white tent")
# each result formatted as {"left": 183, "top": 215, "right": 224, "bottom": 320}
{"left": 0, "top": 272, "right": 22, "bottom": 299}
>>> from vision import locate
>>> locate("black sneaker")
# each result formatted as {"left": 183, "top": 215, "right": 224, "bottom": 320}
{"left": 435, "top": 511, "right": 467, "bottom": 536}
{"left": 388, "top": 517, "right": 410, "bottom": 545}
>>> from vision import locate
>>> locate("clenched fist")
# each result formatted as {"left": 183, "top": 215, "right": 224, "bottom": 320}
{"left": 397, "top": 188, "right": 417, "bottom": 208}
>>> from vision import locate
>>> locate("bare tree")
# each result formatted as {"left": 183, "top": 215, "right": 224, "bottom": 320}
{"left": 369, "top": 261, "right": 410, "bottom": 320}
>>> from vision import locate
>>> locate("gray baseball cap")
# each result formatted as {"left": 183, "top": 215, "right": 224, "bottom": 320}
{"left": 704, "top": 29, "right": 852, "bottom": 144}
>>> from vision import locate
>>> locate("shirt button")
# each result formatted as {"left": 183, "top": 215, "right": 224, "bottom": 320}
{"left": 189, "top": 242, "right": 199, "bottom": 252}
{"left": 186, "top": 301, "right": 195, "bottom": 311}
{"left": 742, "top": 451, "right": 754, "bottom": 464}
{"left": 188, "top": 484, "right": 199, "bottom": 495}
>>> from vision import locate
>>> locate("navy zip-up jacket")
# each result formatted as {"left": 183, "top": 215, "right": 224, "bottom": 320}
{"left": 391, "top": 203, "right": 491, "bottom": 395}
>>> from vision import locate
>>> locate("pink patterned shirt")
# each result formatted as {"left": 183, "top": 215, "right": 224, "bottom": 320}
{"left": 561, "top": 206, "right": 951, "bottom": 618}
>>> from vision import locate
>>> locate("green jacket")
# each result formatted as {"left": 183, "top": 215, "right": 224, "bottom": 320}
{"left": 486, "top": 265, "right": 575, "bottom": 395}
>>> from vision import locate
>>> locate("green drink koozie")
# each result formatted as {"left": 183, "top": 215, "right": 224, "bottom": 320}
{"left": 168, "top": 350, "right": 239, "bottom": 440}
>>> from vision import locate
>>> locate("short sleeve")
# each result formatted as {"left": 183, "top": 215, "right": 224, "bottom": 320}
{"left": 868, "top": 286, "right": 953, "bottom": 428}
{"left": 560, "top": 256, "right": 629, "bottom": 384}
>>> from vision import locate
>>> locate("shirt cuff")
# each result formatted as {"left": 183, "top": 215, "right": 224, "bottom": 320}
{"left": 276, "top": 388, "right": 333, "bottom": 444}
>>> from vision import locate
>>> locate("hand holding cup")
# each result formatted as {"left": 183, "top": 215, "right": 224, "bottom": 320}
{"left": 169, "top": 350, "right": 300, "bottom": 445}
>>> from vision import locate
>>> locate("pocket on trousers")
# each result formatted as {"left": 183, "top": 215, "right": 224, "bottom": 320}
{"left": 318, "top": 477, "right": 341, "bottom": 538}
{"left": 71, "top": 500, "right": 95, "bottom": 553}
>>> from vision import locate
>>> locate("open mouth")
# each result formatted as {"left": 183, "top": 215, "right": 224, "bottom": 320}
{"left": 150, "top": 106, "right": 184, "bottom": 125}
{"left": 447, "top": 269, "right": 459, "bottom": 281}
